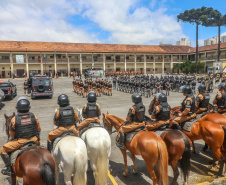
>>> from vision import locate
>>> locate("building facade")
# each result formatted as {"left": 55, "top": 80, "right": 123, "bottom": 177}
{"left": 0, "top": 41, "right": 226, "bottom": 78}
{"left": 176, "top": 38, "right": 191, "bottom": 46}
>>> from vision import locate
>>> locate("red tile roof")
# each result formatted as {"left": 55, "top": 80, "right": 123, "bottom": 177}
{"left": 190, "top": 42, "right": 226, "bottom": 53}
{"left": 0, "top": 41, "right": 225, "bottom": 54}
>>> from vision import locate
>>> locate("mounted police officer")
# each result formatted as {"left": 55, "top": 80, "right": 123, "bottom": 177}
{"left": 146, "top": 93, "right": 171, "bottom": 131}
{"left": 116, "top": 94, "right": 146, "bottom": 149}
{"left": 1, "top": 98, "right": 41, "bottom": 175}
{"left": 172, "top": 85, "right": 196, "bottom": 129}
{"left": 47, "top": 94, "right": 79, "bottom": 151}
{"left": 196, "top": 84, "right": 210, "bottom": 114}
{"left": 213, "top": 83, "right": 226, "bottom": 113}
{"left": 77, "top": 91, "right": 101, "bottom": 131}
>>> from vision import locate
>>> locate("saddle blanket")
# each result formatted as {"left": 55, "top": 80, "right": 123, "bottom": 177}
{"left": 11, "top": 143, "right": 46, "bottom": 165}
{"left": 79, "top": 122, "right": 104, "bottom": 136}
{"left": 125, "top": 126, "right": 145, "bottom": 143}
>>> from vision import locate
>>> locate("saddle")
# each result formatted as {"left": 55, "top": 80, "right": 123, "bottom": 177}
{"left": 79, "top": 122, "right": 104, "bottom": 136}
{"left": 10, "top": 141, "right": 45, "bottom": 165}
{"left": 181, "top": 117, "right": 197, "bottom": 132}
{"left": 52, "top": 130, "right": 75, "bottom": 151}
{"left": 153, "top": 123, "right": 171, "bottom": 136}
{"left": 125, "top": 125, "right": 145, "bottom": 143}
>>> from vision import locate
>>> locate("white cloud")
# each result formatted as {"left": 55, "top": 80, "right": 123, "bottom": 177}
{"left": 0, "top": 0, "right": 185, "bottom": 45}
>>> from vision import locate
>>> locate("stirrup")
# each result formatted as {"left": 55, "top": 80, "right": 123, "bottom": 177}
{"left": 115, "top": 138, "right": 124, "bottom": 150}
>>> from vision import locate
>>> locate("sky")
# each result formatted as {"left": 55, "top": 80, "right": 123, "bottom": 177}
{"left": 0, "top": 0, "right": 225, "bottom": 47}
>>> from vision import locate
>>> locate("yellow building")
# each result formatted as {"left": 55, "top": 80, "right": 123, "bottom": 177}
{"left": 0, "top": 41, "right": 225, "bottom": 78}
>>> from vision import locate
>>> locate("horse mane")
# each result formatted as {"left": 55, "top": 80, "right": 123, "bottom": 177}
{"left": 106, "top": 114, "right": 125, "bottom": 125}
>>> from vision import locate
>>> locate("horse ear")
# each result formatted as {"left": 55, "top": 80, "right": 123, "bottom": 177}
{"left": 107, "top": 111, "right": 109, "bottom": 115}
{"left": 102, "top": 113, "right": 105, "bottom": 117}
{"left": 13, "top": 112, "right": 15, "bottom": 117}
{"left": 4, "top": 114, "right": 8, "bottom": 119}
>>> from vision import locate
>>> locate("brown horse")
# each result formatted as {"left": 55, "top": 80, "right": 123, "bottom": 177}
{"left": 103, "top": 112, "right": 168, "bottom": 185}
{"left": 4, "top": 113, "right": 56, "bottom": 185}
{"left": 170, "top": 108, "right": 226, "bottom": 176}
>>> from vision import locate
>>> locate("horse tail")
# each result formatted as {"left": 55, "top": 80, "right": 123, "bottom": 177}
{"left": 73, "top": 152, "right": 87, "bottom": 185}
{"left": 96, "top": 138, "right": 109, "bottom": 185}
{"left": 157, "top": 138, "right": 168, "bottom": 185}
{"left": 40, "top": 162, "right": 55, "bottom": 185}
{"left": 180, "top": 138, "right": 191, "bottom": 183}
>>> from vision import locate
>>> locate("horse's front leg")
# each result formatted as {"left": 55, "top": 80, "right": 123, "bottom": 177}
{"left": 120, "top": 148, "right": 128, "bottom": 176}
{"left": 131, "top": 154, "right": 137, "bottom": 174}
{"left": 11, "top": 174, "right": 17, "bottom": 185}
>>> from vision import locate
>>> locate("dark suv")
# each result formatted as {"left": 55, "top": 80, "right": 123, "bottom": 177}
{"left": 30, "top": 75, "right": 53, "bottom": 99}
{"left": 0, "top": 81, "right": 17, "bottom": 100}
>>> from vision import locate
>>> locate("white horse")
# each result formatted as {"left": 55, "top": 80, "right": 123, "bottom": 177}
{"left": 77, "top": 108, "right": 111, "bottom": 185}
{"left": 52, "top": 136, "right": 88, "bottom": 185}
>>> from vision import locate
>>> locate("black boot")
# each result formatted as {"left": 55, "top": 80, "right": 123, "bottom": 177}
{"left": 116, "top": 132, "right": 125, "bottom": 150}
{"left": 171, "top": 124, "right": 181, "bottom": 130}
{"left": 47, "top": 141, "right": 53, "bottom": 152}
{"left": 1, "top": 154, "right": 11, "bottom": 176}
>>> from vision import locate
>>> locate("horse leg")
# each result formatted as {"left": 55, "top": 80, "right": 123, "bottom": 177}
{"left": 131, "top": 154, "right": 137, "bottom": 174}
{"left": 11, "top": 174, "right": 17, "bottom": 185}
{"left": 120, "top": 149, "right": 128, "bottom": 176}
{"left": 192, "top": 141, "right": 196, "bottom": 154}
{"left": 170, "top": 160, "right": 179, "bottom": 185}
{"left": 146, "top": 163, "right": 157, "bottom": 185}
{"left": 55, "top": 164, "right": 60, "bottom": 185}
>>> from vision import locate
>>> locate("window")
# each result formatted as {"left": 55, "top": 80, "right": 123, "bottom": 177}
{"left": 75, "top": 56, "right": 78, "bottom": 60}
{"left": 69, "top": 56, "right": 71, "bottom": 58}
{"left": 116, "top": 56, "right": 120, "bottom": 62}
{"left": 137, "top": 57, "right": 141, "bottom": 61}
{"left": 50, "top": 56, "right": 54, "bottom": 58}
{"left": 63, "top": 56, "right": 66, "bottom": 58}
{"left": 126, "top": 56, "right": 129, "bottom": 60}
{"left": 106, "top": 56, "right": 111, "bottom": 60}
{"left": 29, "top": 56, "right": 35, "bottom": 60}
{"left": 151, "top": 56, "right": 154, "bottom": 60}
{"left": 82, "top": 56, "right": 86, "bottom": 60}
{"left": 93, "top": 56, "right": 97, "bottom": 61}
{"left": 2, "top": 56, "right": 9, "bottom": 60}
{"left": 146, "top": 56, "right": 149, "bottom": 59}
{"left": 56, "top": 54, "right": 61, "bottom": 59}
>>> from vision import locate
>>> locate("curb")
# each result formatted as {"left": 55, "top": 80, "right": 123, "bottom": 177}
{"left": 196, "top": 177, "right": 226, "bottom": 185}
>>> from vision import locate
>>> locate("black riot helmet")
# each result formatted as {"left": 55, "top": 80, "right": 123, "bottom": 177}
{"left": 132, "top": 93, "right": 142, "bottom": 104}
{"left": 158, "top": 93, "right": 167, "bottom": 102}
{"left": 16, "top": 99, "right": 30, "bottom": 112}
{"left": 198, "top": 84, "right": 206, "bottom": 92}
{"left": 217, "top": 83, "right": 225, "bottom": 90}
{"left": 182, "top": 85, "right": 192, "bottom": 94}
{"left": 87, "top": 91, "right": 97, "bottom": 102}
{"left": 58, "top": 94, "right": 70, "bottom": 107}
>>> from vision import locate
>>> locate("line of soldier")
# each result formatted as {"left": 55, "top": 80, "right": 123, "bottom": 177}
{"left": 72, "top": 78, "right": 113, "bottom": 97}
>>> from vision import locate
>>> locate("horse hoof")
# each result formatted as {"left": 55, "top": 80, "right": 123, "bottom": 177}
{"left": 123, "top": 172, "right": 128, "bottom": 176}
{"left": 132, "top": 169, "right": 137, "bottom": 174}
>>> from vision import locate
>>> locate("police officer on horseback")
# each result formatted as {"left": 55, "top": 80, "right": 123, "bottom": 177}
{"left": 196, "top": 84, "right": 210, "bottom": 114}
{"left": 146, "top": 93, "right": 171, "bottom": 131}
{"left": 213, "top": 83, "right": 226, "bottom": 113}
{"left": 47, "top": 94, "right": 79, "bottom": 152}
{"left": 172, "top": 85, "right": 196, "bottom": 129}
{"left": 1, "top": 97, "right": 41, "bottom": 175}
{"left": 116, "top": 94, "right": 146, "bottom": 149}
{"left": 77, "top": 91, "right": 101, "bottom": 131}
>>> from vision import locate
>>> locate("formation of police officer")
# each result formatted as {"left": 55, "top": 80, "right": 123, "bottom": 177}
{"left": 1, "top": 97, "right": 41, "bottom": 175}
{"left": 73, "top": 78, "right": 113, "bottom": 97}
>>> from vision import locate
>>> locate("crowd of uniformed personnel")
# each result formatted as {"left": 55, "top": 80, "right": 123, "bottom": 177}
{"left": 2, "top": 71, "right": 226, "bottom": 177}
{"left": 72, "top": 78, "right": 113, "bottom": 97}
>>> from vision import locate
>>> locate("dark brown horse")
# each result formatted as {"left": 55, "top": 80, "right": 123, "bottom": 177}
{"left": 170, "top": 108, "right": 226, "bottom": 176}
{"left": 103, "top": 112, "right": 168, "bottom": 185}
{"left": 4, "top": 113, "right": 56, "bottom": 185}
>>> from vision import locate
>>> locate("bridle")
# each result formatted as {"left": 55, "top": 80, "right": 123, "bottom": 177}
{"left": 103, "top": 116, "right": 123, "bottom": 134}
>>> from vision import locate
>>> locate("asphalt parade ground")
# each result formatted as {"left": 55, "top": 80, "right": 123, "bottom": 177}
{"left": 0, "top": 77, "right": 224, "bottom": 185}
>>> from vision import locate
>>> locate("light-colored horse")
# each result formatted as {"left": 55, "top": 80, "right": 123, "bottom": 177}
{"left": 77, "top": 108, "right": 111, "bottom": 185}
{"left": 52, "top": 136, "right": 88, "bottom": 185}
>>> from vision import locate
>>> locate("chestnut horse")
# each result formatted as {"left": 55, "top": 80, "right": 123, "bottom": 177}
{"left": 170, "top": 107, "right": 226, "bottom": 176}
{"left": 4, "top": 113, "right": 55, "bottom": 185}
{"left": 103, "top": 112, "right": 168, "bottom": 185}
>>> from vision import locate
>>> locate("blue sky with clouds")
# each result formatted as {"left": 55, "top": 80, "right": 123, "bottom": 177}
{"left": 0, "top": 0, "right": 225, "bottom": 47}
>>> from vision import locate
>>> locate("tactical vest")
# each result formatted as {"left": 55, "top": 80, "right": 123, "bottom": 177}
{"left": 57, "top": 106, "right": 75, "bottom": 127}
{"left": 84, "top": 84, "right": 88, "bottom": 89}
{"left": 199, "top": 93, "right": 210, "bottom": 108}
{"left": 217, "top": 92, "right": 226, "bottom": 109}
{"left": 155, "top": 102, "right": 171, "bottom": 121}
{"left": 85, "top": 103, "right": 99, "bottom": 118}
{"left": 24, "top": 82, "right": 28, "bottom": 86}
{"left": 181, "top": 95, "right": 196, "bottom": 114}
{"left": 108, "top": 84, "right": 112, "bottom": 88}
{"left": 80, "top": 83, "right": 83, "bottom": 87}
{"left": 15, "top": 112, "right": 37, "bottom": 139}
{"left": 131, "top": 102, "right": 145, "bottom": 122}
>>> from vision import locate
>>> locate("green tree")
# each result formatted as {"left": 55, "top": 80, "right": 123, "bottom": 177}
{"left": 201, "top": 9, "right": 226, "bottom": 62}
{"left": 177, "top": 7, "right": 212, "bottom": 73}
{"left": 174, "top": 60, "right": 205, "bottom": 74}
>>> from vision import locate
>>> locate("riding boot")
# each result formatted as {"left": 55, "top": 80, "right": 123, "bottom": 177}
{"left": 116, "top": 132, "right": 125, "bottom": 150}
{"left": 171, "top": 124, "right": 181, "bottom": 130}
{"left": 1, "top": 154, "right": 11, "bottom": 176}
{"left": 47, "top": 141, "right": 53, "bottom": 152}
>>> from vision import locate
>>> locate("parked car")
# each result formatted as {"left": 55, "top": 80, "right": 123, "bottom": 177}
{"left": 30, "top": 75, "right": 53, "bottom": 99}
{"left": 0, "top": 89, "right": 5, "bottom": 105}
{"left": 0, "top": 80, "right": 17, "bottom": 100}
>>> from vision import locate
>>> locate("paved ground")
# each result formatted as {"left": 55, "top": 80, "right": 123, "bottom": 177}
{"left": 0, "top": 77, "right": 223, "bottom": 185}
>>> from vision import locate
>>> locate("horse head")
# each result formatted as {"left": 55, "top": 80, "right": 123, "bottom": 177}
{"left": 76, "top": 107, "right": 84, "bottom": 123}
{"left": 4, "top": 112, "right": 15, "bottom": 140}
{"left": 102, "top": 112, "right": 113, "bottom": 134}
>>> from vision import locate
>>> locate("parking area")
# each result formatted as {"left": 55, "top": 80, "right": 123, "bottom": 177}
{"left": 0, "top": 77, "right": 221, "bottom": 185}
